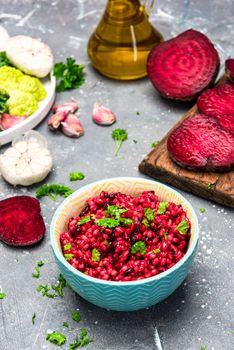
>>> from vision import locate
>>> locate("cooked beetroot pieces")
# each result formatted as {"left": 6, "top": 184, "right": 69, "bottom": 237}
{"left": 225, "top": 59, "right": 234, "bottom": 82}
{"left": 167, "top": 114, "right": 234, "bottom": 172}
{"left": 147, "top": 29, "right": 220, "bottom": 101}
{"left": 0, "top": 196, "right": 45, "bottom": 246}
{"left": 197, "top": 83, "right": 234, "bottom": 131}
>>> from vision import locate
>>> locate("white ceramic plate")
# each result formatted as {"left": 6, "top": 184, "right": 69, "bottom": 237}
{"left": 0, "top": 73, "right": 56, "bottom": 146}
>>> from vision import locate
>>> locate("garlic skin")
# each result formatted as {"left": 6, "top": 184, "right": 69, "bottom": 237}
{"left": 0, "top": 130, "right": 53, "bottom": 186}
{"left": 6, "top": 36, "right": 53, "bottom": 78}
{"left": 61, "top": 113, "right": 84, "bottom": 138}
{"left": 0, "top": 26, "right": 10, "bottom": 51}
{"left": 0, "top": 113, "right": 27, "bottom": 131}
{"left": 92, "top": 102, "right": 116, "bottom": 126}
{"left": 52, "top": 101, "right": 79, "bottom": 114}
{"left": 48, "top": 111, "right": 67, "bottom": 131}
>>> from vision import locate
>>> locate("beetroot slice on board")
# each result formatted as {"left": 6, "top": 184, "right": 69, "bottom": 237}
{"left": 197, "top": 83, "right": 234, "bottom": 131}
{"left": 225, "top": 59, "right": 234, "bottom": 82}
{"left": 147, "top": 29, "right": 220, "bottom": 101}
{"left": 0, "top": 196, "right": 45, "bottom": 246}
{"left": 167, "top": 114, "right": 234, "bottom": 172}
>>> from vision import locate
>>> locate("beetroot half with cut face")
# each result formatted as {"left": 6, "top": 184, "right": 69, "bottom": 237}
{"left": 0, "top": 196, "right": 46, "bottom": 246}
{"left": 167, "top": 114, "right": 234, "bottom": 172}
{"left": 147, "top": 29, "right": 220, "bottom": 101}
{"left": 197, "top": 83, "right": 234, "bottom": 131}
{"left": 225, "top": 58, "right": 234, "bottom": 82}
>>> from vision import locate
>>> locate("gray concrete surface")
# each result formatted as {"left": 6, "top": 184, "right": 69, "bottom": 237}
{"left": 0, "top": 1, "right": 233, "bottom": 349}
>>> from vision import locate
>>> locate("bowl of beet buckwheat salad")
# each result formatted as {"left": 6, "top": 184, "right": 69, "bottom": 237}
{"left": 50, "top": 177, "right": 199, "bottom": 311}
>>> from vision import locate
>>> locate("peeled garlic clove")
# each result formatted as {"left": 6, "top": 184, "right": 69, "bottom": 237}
{"left": 0, "top": 113, "right": 27, "bottom": 131}
{"left": 52, "top": 101, "right": 79, "bottom": 114}
{"left": 92, "top": 102, "right": 116, "bottom": 126}
{"left": 61, "top": 113, "right": 84, "bottom": 138}
{"left": 48, "top": 111, "right": 67, "bottom": 130}
{"left": 0, "top": 130, "right": 53, "bottom": 186}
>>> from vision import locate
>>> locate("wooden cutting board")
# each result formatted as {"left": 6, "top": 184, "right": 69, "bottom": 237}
{"left": 139, "top": 80, "right": 234, "bottom": 208}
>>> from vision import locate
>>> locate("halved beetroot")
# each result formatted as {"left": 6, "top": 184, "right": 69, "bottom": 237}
{"left": 197, "top": 83, "right": 234, "bottom": 131}
{"left": 225, "top": 59, "right": 234, "bottom": 82}
{"left": 0, "top": 196, "right": 45, "bottom": 246}
{"left": 147, "top": 29, "right": 220, "bottom": 101}
{"left": 167, "top": 114, "right": 234, "bottom": 172}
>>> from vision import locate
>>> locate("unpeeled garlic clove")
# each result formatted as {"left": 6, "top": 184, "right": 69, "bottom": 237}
{"left": 92, "top": 102, "right": 116, "bottom": 126}
{"left": 0, "top": 113, "right": 27, "bottom": 131}
{"left": 48, "top": 111, "right": 67, "bottom": 131}
{"left": 52, "top": 101, "right": 79, "bottom": 114}
{"left": 61, "top": 113, "right": 84, "bottom": 138}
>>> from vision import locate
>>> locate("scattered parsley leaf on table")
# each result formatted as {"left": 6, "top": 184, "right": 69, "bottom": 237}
{"left": 63, "top": 322, "right": 69, "bottom": 328}
{"left": 0, "top": 52, "right": 11, "bottom": 67}
{"left": 68, "top": 328, "right": 93, "bottom": 350}
{"left": 112, "top": 128, "right": 128, "bottom": 156}
{"left": 151, "top": 141, "right": 160, "bottom": 148}
{"left": 46, "top": 331, "right": 66, "bottom": 346}
{"left": 70, "top": 172, "right": 85, "bottom": 181}
{"left": 32, "top": 313, "right": 36, "bottom": 325}
{"left": 200, "top": 207, "right": 206, "bottom": 213}
{"left": 0, "top": 292, "right": 6, "bottom": 299}
{"left": 35, "top": 184, "right": 73, "bottom": 201}
{"left": 32, "top": 261, "right": 44, "bottom": 278}
{"left": 201, "top": 347, "right": 207, "bottom": 350}
{"left": 53, "top": 57, "right": 85, "bottom": 92}
{"left": 71, "top": 311, "right": 81, "bottom": 323}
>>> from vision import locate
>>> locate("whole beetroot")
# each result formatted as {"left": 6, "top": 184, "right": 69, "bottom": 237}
{"left": 147, "top": 29, "right": 220, "bottom": 101}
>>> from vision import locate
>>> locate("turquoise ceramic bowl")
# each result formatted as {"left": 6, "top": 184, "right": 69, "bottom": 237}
{"left": 50, "top": 177, "right": 199, "bottom": 311}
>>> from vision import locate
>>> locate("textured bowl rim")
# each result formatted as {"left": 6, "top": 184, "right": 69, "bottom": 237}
{"left": 50, "top": 177, "right": 199, "bottom": 286}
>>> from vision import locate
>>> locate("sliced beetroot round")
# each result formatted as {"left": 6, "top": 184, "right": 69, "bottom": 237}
{"left": 167, "top": 114, "right": 234, "bottom": 172}
{"left": 147, "top": 29, "right": 220, "bottom": 101}
{"left": 225, "top": 58, "right": 234, "bottom": 82}
{"left": 197, "top": 83, "right": 234, "bottom": 131}
{"left": 0, "top": 196, "right": 45, "bottom": 246}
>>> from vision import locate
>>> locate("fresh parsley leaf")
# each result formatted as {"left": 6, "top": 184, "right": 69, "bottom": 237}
{"left": 144, "top": 207, "right": 155, "bottom": 221}
{"left": 157, "top": 202, "right": 168, "bottom": 215}
{"left": 70, "top": 172, "right": 85, "bottom": 181}
{"left": 96, "top": 217, "right": 134, "bottom": 228}
{"left": 207, "top": 183, "right": 213, "bottom": 190}
{"left": 133, "top": 139, "right": 138, "bottom": 144}
{"left": 136, "top": 111, "right": 140, "bottom": 116}
{"left": 71, "top": 310, "right": 81, "bottom": 323}
{"left": 0, "top": 92, "right": 9, "bottom": 114}
{"left": 142, "top": 219, "right": 149, "bottom": 228}
{"left": 153, "top": 248, "right": 160, "bottom": 254}
{"left": 201, "top": 347, "right": 207, "bottom": 350}
{"left": 176, "top": 219, "right": 189, "bottom": 235}
{"left": 112, "top": 128, "right": 128, "bottom": 156}
{"left": 105, "top": 205, "right": 127, "bottom": 219}
{"left": 53, "top": 57, "right": 85, "bottom": 92}
{"left": 68, "top": 328, "right": 93, "bottom": 350}
{"left": 0, "top": 52, "right": 11, "bottom": 67}
{"left": 51, "top": 274, "right": 67, "bottom": 297}
{"left": 32, "top": 266, "right": 41, "bottom": 278}
{"left": 36, "top": 184, "right": 73, "bottom": 201}
{"left": 121, "top": 218, "right": 134, "bottom": 225}
{"left": 64, "top": 243, "right": 72, "bottom": 250}
{"left": 200, "top": 208, "right": 206, "bottom": 213}
{"left": 46, "top": 331, "right": 66, "bottom": 346}
{"left": 0, "top": 292, "right": 6, "bottom": 299}
{"left": 131, "top": 241, "right": 146, "bottom": 255}
{"left": 32, "top": 313, "right": 36, "bottom": 325}
{"left": 91, "top": 248, "right": 101, "bottom": 262}
{"left": 151, "top": 141, "right": 160, "bottom": 148}
{"left": 64, "top": 253, "right": 73, "bottom": 261}
{"left": 37, "top": 261, "right": 44, "bottom": 267}
{"left": 37, "top": 284, "right": 57, "bottom": 298}
{"left": 77, "top": 215, "right": 91, "bottom": 225}
{"left": 63, "top": 322, "right": 69, "bottom": 328}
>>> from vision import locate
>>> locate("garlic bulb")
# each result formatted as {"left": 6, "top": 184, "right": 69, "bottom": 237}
{"left": 0, "top": 131, "right": 53, "bottom": 186}
{"left": 6, "top": 36, "right": 53, "bottom": 78}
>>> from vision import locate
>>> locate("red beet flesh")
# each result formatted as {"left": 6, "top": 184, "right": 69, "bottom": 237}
{"left": 197, "top": 83, "right": 234, "bottom": 131}
{"left": 225, "top": 59, "right": 234, "bottom": 82}
{"left": 167, "top": 114, "right": 234, "bottom": 172}
{"left": 0, "top": 196, "right": 46, "bottom": 246}
{"left": 147, "top": 29, "right": 220, "bottom": 101}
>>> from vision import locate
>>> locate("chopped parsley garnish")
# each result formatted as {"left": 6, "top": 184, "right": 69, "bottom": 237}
{"left": 0, "top": 92, "right": 9, "bottom": 114}
{"left": 201, "top": 347, "right": 207, "bottom": 350}
{"left": 157, "top": 202, "right": 168, "bottom": 215}
{"left": 64, "top": 253, "right": 73, "bottom": 261}
{"left": 32, "top": 261, "right": 44, "bottom": 278}
{"left": 63, "top": 322, "right": 69, "bottom": 328}
{"left": 0, "top": 292, "right": 6, "bottom": 299}
{"left": 105, "top": 205, "right": 127, "bottom": 219}
{"left": 77, "top": 215, "right": 91, "bottom": 225}
{"left": 71, "top": 311, "right": 81, "bottom": 323}
{"left": 96, "top": 217, "right": 134, "bottom": 228}
{"left": 163, "top": 231, "right": 168, "bottom": 240}
{"left": 144, "top": 207, "right": 155, "bottom": 221}
{"left": 176, "top": 219, "right": 189, "bottom": 235}
{"left": 142, "top": 219, "right": 150, "bottom": 228}
{"left": 103, "top": 239, "right": 109, "bottom": 246}
{"left": 46, "top": 331, "right": 66, "bottom": 346}
{"left": 200, "top": 207, "right": 206, "bottom": 213}
{"left": 151, "top": 141, "right": 160, "bottom": 148}
{"left": 53, "top": 57, "right": 85, "bottom": 92}
{"left": 37, "top": 261, "right": 44, "bottom": 267}
{"left": 70, "top": 172, "right": 85, "bottom": 181}
{"left": 0, "top": 52, "right": 11, "bottom": 67}
{"left": 112, "top": 128, "right": 128, "bottom": 156}
{"left": 36, "top": 184, "right": 73, "bottom": 201}
{"left": 136, "top": 111, "right": 140, "bottom": 116}
{"left": 91, "top": 248, "right": 101, "bottom": 262}
{"left": 37, "top": 274, "right": 67, "bottom": 298}
{"left": 37, "top": 284, "right": 57, "bottom": 298}
{"left": 131, "top": 241, "right": 146, "bottom": 255}
{"left": 64, "top": 243, "right": 72, "bottom": 250}
{"left": 153, "top": 249, "right": 160, "bottom": 254}
{"left": 32, "top": 313, "right": 36, "bottom": 325}
{"left": 68, "top": 328, "right": 93, "bottom": 350}
{"left": 133, "top": 139, "right": 138, "bottom": 144}
{"left": 207, "top": 183, "right": 213, "bottom": 190}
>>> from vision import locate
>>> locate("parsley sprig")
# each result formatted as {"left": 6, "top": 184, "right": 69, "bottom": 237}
{"left": 53, "top": 57, "right": 85, "bottom": 92}
{"left": 71, "top": 311, "right": 81, "bottom": 323}
{"left": 37, "top": 274, "right": 67, "bottom": 298}
{"left": 36, "top": 184, "right": 73, "bottom": 201}
{"left": 46, "top": 331, "right": 66, "bottom": 346}
{"left": 68, "top": 328, "right": 93, "bottom": 350}
{"left": 112, "top": 128, "right": 128, "bottom": 156}
{"left": 70, "top": 172, "right": 85, "bottom": 181}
